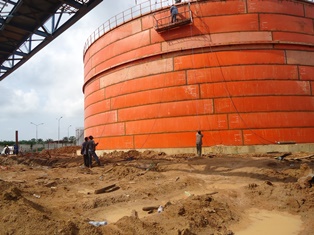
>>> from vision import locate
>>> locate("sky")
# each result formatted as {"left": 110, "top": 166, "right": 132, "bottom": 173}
{"left": 0, "top": 0, "right": 138, "bottom": 141}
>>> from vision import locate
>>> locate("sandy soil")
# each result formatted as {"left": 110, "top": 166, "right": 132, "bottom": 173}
{"left": 0, "top": 146, "right": 313, "bottom": 235}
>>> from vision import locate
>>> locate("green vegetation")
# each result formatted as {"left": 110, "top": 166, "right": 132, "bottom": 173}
{"left": 0, "top": 136, "right": 77, "bottom": 146}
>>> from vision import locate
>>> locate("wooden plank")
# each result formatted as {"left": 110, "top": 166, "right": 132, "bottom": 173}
{"left": 293, "top": 154, "right": 314, "bottom": 160}
{"left": 94, "top": 184, "right": 117, "bottom": 194}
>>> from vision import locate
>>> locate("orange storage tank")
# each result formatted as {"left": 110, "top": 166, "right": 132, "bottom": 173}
{"left": 83, "top": 0, "right": 314, "bottom": 153}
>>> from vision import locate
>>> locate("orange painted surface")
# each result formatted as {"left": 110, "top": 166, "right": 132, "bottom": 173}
{"left": 175, "top": 50, "right": 286, "bottom": 70}
{"left": 85, "top": 122, "right": 125, "bottom": 137}
{"left": 97, "top": 136, "right": 134, "bottom": 150}
{"left": 286, "top": 51, "right": 314, "bottom": 66}
{"left": 215, "top": 96, "right": 314, "bottom": 113}
{"left": 247, "top": 0, "right": 305, "bottom": 16}
{"left": 102, "top": 20, "right": 142, "bottom": 46}
{"left": 94, "top": 44, "right": 162, "bottom": 75}
{"left": 300, "top": 66, "right": 314, "bottom": 81}
{"left": 229, "top": 112, "right": 314, "bottom": 129}
{"left": 272, "top": 32, "right": 314, "bottom": 45}
{"left": 83, "top": 0, "right": 314, "bottom": 150}
{"left": 305, "top": 4, "right": 314, "bottom": 18}
{"left": 84, "top": 19, "right": 142, "bottom": 63}
{"left": 134, "top": 132, "right": 194, "bottom": 149}
{"left": 84, "top": 59, "right": 92, "bottom": 81}
{"left": 274, "top": 44, "right": 314, "bottom": 52}
{"left": 243, "top": 128, "right": 314, "bottom": 145}
{"left": 85, "top": 111, "right": 118, "bottom": 128}
{"left": 125, "top": 115, "right": 228, "bottom": 135}
{"left": 85, "top": 99, "right": 111, "bottom": 118}
{"left": 118, "top": 99, "right": 214, "bottom": 122}
{"left": 111, "top": 85, "right": 199, "bottom": 109}
{"left": 134, "top": 130, "right": 243, "bottom": 148}
{"left": 191, "top": 1, "right": 246, "bottom": 16}
{"left": 84, "top": 125, "right": 105, "bottom": 139}
{"left": 99, "top": 58, "right": 173, "bottom": 88}
{"left": 95, "top": 30, "right": 150, "bottom": 63}
{"left": 106, "top": 71, "right": 187, "bottom": 98}
{"left": 142, "top": 15, "right": 154, "bottom": 31}
{"left": 200, "top": 14, "right": 259, "bottom": 34}
{"left": 84, "top": 89, "right": 105, "bottom": 107}
{"left": 84, "top": 80, "right": 100, "bottom": 97}
{"left": 152, "top": 17, "right": 270, "bottom": 44}
{"left": 260, "top": 14, "right": 313, "bottom": 34}
{"left": 160, "top": 32, "right": 273, "bottom": 52}
{"left": 187, "top": 65, "right": 298, "bottom": 84}
{"left": 201, "top": 81, "right": 311, "bottom": 98}
{"left": 203, "top": 130, "right": 243, "bottom": 146}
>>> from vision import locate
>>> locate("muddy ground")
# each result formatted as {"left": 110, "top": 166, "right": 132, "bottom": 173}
{"left": 0, "top": 146, "right": 313, "bottom": 235}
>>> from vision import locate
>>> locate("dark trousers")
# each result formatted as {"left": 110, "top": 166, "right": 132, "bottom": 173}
{"left": 171, "top": 14, "right": 177, "bottom": 23}
{"left": 83, "top": 154, "right": 89, "bottom": 167}
{"left": 88, "top": 150, "right": 100, "bottom": 167}
{"left": 196, "top": 144, "right": 202, "bottom": 157}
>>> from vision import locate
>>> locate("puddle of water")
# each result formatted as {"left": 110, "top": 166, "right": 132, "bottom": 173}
{"left": 234, "top": 209, "right": 303, "bottom": 235}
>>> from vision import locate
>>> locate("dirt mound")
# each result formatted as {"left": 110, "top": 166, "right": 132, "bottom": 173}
{"left": 16, "top": 146, "right": 81, "bottom": 159}
{"left": 40, "top": 146, "right": 81, "bottom": 157}
{"left": 102, "top": 194, "right": 235, "bottom": 235}
{"left": 0, "top": 150, "right": 313, "bottom": 234}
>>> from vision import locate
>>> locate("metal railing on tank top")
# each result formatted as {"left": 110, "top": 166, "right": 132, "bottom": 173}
{"left": 83, "top": 0, "right": 192, "bottom": 55}
{"left": 83, "top": 0, "right": 314, "bottom": 55}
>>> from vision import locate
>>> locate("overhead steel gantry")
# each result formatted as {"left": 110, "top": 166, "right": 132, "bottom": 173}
{"left": 0, "top": 0, "right": 102, "bottom": 81}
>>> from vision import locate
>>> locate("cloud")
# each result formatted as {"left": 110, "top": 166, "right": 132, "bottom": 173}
{"left": 0, "top": 0, "right": 137, "bottom": 141}
{"left": 43, "top": 94, "right": 84, "bottom": 118}
{"left": 0, "top": 87, "right": 40, "bottom": 120}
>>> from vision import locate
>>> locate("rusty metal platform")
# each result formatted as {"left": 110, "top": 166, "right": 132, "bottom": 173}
{"left": 154, "top": 2, "right": 192, "bottom": 33}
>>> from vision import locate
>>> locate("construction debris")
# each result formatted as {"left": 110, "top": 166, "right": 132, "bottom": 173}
{"left": 94, "top": 184, "right": 120, "bottom": 194}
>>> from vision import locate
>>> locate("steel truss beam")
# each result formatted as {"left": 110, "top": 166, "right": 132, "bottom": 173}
{"left": 0, "top": 0, "right": 102, "bottom": 81}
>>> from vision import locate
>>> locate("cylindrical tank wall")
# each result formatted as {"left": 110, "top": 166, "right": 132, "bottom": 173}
{"left": 83, "top": 0, "right": 314, "bottom": 151}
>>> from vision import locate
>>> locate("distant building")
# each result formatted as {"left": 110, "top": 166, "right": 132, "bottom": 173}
{"left": 76, "top": 127, "right": 84, "bottom": 146}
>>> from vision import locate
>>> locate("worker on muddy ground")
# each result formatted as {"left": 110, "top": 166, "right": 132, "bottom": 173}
{"left": 13, "top": 144, "right": 19, "bottom": 155}
{"left": 170, "top": 4, "right": 178, "bottom": 23}
{"left": 87, "top": 135, "right": 101, "bottom": 167}
{"left": 196, "top": 130, "right": 204, "bottom": 157}
{"left": 4, "top": 145, "right": 10, "bottom": 155}
{"left": 81, "top": 137, "right": 89, "bottom": 167}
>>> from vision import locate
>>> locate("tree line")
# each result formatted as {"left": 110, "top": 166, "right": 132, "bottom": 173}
{"left": 0, "top": 136, "right": 77, "bottom": 146}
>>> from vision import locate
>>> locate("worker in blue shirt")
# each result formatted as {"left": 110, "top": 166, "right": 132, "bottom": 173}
{"left": 170, "top": 5, "right": 178, "bottom": 23}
